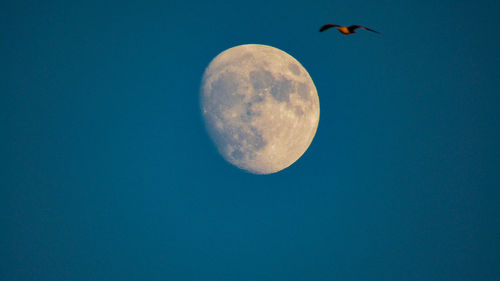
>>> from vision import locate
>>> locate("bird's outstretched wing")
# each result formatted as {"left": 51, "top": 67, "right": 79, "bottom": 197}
{"left": 349, "top": 25, "right": 380, "bottom": 34}
{"left": 319, "top": 24, "right": 340, "bottom": 32}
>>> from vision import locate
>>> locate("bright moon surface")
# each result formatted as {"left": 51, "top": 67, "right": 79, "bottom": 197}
{"left": 200, "top": 44, "right": 320, "bottom": 174}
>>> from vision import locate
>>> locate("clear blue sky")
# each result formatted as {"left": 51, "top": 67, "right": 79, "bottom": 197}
{"left": 2, "top": 0, "right": 499, "bottom": 280}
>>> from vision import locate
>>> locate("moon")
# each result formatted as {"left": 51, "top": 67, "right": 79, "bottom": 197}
{"left": 200, "top": 44, "right": 320, "bottom": 174}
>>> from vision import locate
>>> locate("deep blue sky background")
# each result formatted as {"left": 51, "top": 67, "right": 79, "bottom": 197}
{"left": 2, "top": 0, "right": 499, "bottom": 280}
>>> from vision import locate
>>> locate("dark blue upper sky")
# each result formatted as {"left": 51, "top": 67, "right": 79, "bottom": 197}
{"left": 2, "top": 0, "right": 499, "bottom": 280}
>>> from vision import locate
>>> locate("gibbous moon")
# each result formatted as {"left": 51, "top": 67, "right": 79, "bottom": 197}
{"left": 200, "top": 44, "right": 320, "bottom": 174}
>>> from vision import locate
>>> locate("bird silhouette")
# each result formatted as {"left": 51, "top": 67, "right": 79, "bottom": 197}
{"left": 319, "top": 24, "right": 380, "bottom": 35}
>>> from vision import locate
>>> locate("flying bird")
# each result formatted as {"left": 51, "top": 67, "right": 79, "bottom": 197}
{"left": 319, "top": 24, "right": 380, "bottom": 35}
